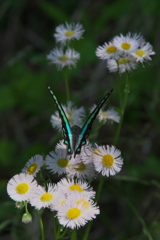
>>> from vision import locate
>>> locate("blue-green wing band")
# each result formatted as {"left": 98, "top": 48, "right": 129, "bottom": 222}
{"left": 75, "top": 89, "right": 113, "bottom": 155}
{"left": 48, "top": 86, "right": 73, "bottom": 154}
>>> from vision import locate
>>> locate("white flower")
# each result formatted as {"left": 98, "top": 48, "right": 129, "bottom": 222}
{"left": 112, "top": 33, "right": 142, "bottom": 53}
{"left": 131, "top": 42, "right": 155, "bottom": 62}
{"left": 98, "top": 108, "right": 120, "bottom": 123}
{"left": 7, "top": 173, "right": 37, "bottom": 202}
{"left": 54, "top": 22, "right": 85, "bottom": 45}
{"left": 93, "top": 145, "right": 123, "bottom": 177}
{"left": 21, "top": 155, "right": 44, "bottom": 176}
{"left": 46, "top": 148, "right": 70, "bottom": 175}
{"left": 50, "top": 101, "right": 85, "bottom": 132}
{"left": 96, "top": 41, "right": 120, "bottom": 60}
{"left": 56, "top": 193, "right": 99, "bottom": 229}
{"left": 90, "top": 105, "right": 120, "bottom": 123}
{"left": 57, "top": 178, "right": 95, "bottom": 199}
{"left": 106, "top": 55, "right": 137, "bottom": 73}
{"left": 29, "top": 183, "right": 58, "bottom": 210}
{"left": 47, "top": 47, "right": 80, "bottom": 70}
{"left": 66, "top": 152, "right": 96, "bottom": 181}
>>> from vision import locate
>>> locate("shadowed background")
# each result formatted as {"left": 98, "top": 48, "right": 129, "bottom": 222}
{"left": 0, "top": 0, "right": 160, "bottom": 239}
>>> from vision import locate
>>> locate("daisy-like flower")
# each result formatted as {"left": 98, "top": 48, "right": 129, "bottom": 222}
{"left": 98, "top": 108, "right": 120, "bottom": 123}
{"left": 106, "top": 54, "right": 137, "bottom": 73}
{"left": 46, "top": 148, "right": 70, "bottom": 176}
{"left": 90, "top": 105, "right": 120, "bottom": 123}
{"left": 66, "top": 152, "right": 96, "bottom": 181}
{"left": 21, "top": 155, "right": 44, "bottom": 176}
{"left": 112, "top": 33, "right": 142, "bottom": 53}
{"left": 7, "top": 173, "right": 37, "bottom": 202}
{"left": 50, "top": 101, "right": 85, "bottom": 132}
{"left": 56, "top": 193, "right": 99, "bottom": 229}
{"left": 54, "top": 22, "right": 85, "bottom": 45}
{"left": 131, "top": 42, "right": 155, "bottom": 63}
{"left": 29, "top": 183, "right": 58, "bottom": 210}
{"left": 93, "top": 145, "right": 123, "bottom": 177}
{"left": 96, "top": 41, "right": 120, "bottom": 60}
{"left": 47, "top": 47, "right": 80, "bottom": 70}
{"left": 57, "top": 178, "right": 95, "bottom": 199}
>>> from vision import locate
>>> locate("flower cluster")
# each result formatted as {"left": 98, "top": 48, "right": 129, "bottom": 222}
{"left": 47, "top": 22, "right": 85, "bottom": 70}
{"left": 96, "top": 33, "right": 155, "bottom": 73}
{"left": 7, "top": 139, "right": 123, "bottom": 228}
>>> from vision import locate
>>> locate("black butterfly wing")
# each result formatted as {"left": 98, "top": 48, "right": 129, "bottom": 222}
{"left": 74, "top": 89, "right": 113, "bottom": 156}
{"left": 48, "top": 86, "right": 73, "bottom": 155}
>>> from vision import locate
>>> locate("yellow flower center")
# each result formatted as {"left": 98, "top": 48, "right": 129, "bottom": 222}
{"left": 26, "top": 163, "right": 38, "bottom": 174}
{"left": 57, "top": 158, "right": 69, "bottom": 168}
{"left": 58, "top": 56, "right": 69, "bottom": 62}
{"left": 60, "top": 200, "right": 66, "bottom": 206}
{"left": 76, "top": 199, "right": 90, "bottom": 209}
{"left": 121, "top": 42, "right": 131, "bottom": 50}
{"left": 40, "top": 192, "right": 53, "bottom": 202}
{"left": 106, "top": 45, "right": 117, "bottom": 54}
{"left": 74, "top": 162, "right": 86, "bottom": 172}
{"left": 66, "top": 110, "right": 73, "bottom": 121}
{"left": 66, "top": 207, "right": 81, "bottom": 219}
{"left": 69, "top": 183, "right": 83, "bottom": 192}
{"left": 93, "top": 148, "right": 101, "bottom": 156}
{"left": 16, "top": 183, "right": 29, "bottom": 194}
{"left": 118, "top": 58, "right": 130, "bottom": 65}
{"left": 134, "top": 49, "right": 145, "bottom": 57}
{"left": 102, "top": 154, "right": 114, "bottom": 167}
{"left": 65, "top": 30, "right": 75, "bottom": 37}
{"left": 100, "top": 111, "right": 109, "bottom": 118}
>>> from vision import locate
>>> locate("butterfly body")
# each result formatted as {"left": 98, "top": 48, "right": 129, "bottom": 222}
{"left": 48, "top": 86, "right": 113, "bottom": 158}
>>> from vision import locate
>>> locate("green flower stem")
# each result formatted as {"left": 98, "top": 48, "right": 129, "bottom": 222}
{"left": 36, "top": 210, "right": 45, "bottom": 240}
{"left": 71, "top": 229, "right": 77, "bottom": 240}
{"left": 82, "top": 221, "right": 92, "bottom": 240}
{"left": 83, "top": 177, "right": 105, "bottom": 240}
{"left": 114, "top": 73, "right": 130, "bottom": 146}
{"left": 63, "top": 69, "right": 70, "bottom": 101}
{"left": 83, "top": 73, "right": 130, "bottom": 240}
{"left": 24, "top": 201, "right": 29, "bottom": 214}
{"left": 53, "top": 212, "right": 57, "bottom": 240}
{"left": 95, "top": 177, "right": 105, "bottom": 202}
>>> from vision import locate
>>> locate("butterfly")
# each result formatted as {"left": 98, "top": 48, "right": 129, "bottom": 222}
{"left": 48, "top": 86, "right": 113, "bottom": 158}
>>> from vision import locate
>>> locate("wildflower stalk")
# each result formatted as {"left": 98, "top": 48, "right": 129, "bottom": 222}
{"left": 63, "top": 69, "right": 70, "bottom": 101}
{"left": 82, "top": 221, "right": 92, "bottom": 240}
{"left": 114, "top": 72, "right": 130, "bottom": 145}
{"left": 71, "top": 229, "right": 77, "bottom": 240}
{"left": 83, "top": 73, "right": 130, "bottom": 240}
{"left": 36, "top": 210, "right": 45, "bottom": 240}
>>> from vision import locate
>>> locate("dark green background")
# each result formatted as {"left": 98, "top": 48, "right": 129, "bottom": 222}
{"left": 0, "top": 0, "right": 160, "bottom": 239}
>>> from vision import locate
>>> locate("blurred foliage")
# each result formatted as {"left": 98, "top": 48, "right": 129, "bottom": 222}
{"left": 0, "top": 0, "right": 160, "bottom": 239}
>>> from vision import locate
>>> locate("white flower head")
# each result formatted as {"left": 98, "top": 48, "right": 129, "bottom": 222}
{"left": 46, "top": 148, "right": 70, "bottom": 176}
{"left": 96, "top": 41, "right": 120, "bottom": 60}
{"left": 56, "top": 192, "right": 99, "bottom": 229}
{"left": 57, "top": 178, "right": 95, "bottom": 199}
{"left": 90, "top": 105, "right": 120, "bottom": 123}
{"left": 66, "top": 152, "right": 96, "bottom": 181}
{"left": 93, "top": 145, "right": 123, "bottom": 177}
{"left": 29, "top": 183, "right": 58, "bottom": 210}
{"left": 112, "top": 33, "right": 143, "bottom": 53}
{"left": 21, "top": 155, "right": 44, "bottom": 176}
{"left": 7, "top": 173, "right": 37, "bottom": 202}
{"left": 50, "top": 101, "right": 85, "bottom": 132}
{"left": 106, "top": 54, "right": 137, "bottom": 73}
{"left": 131, "top": 42, "right": 155, "bottom": 63}
{"left": 47, "top": 47, "right": 80, "bottom": 70}
{"left": 54, "top": 22, "right": 85, "bottom": 45}
{"left": 98, "top": 108, "right": 120, "bottom": 123}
